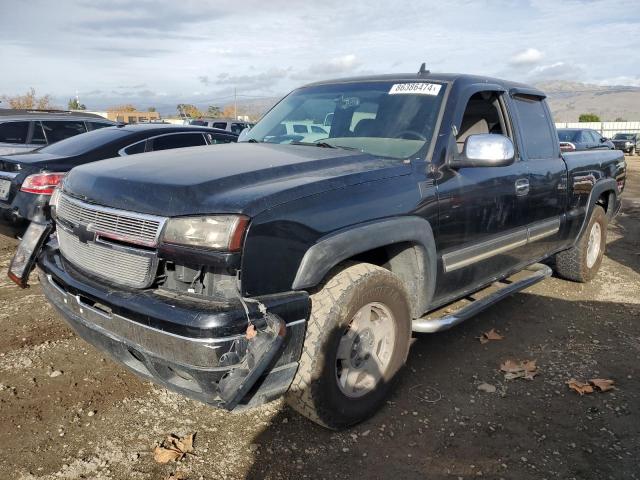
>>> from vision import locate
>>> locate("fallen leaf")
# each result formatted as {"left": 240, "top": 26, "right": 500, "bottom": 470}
{"left": 589, "top": 378, "right": 615, "bottom": 392}
{"left": 153, "top": 433, "right": 196, "bottom": 464}
{"left": 165, "top": 472, "right": 189, "bottom": 480}
{"left": 154, "top": 446, "right": 182, "bottom": 464}
{"left": 500, "top": 360, "right": 522, "bottom": 373}
{"left": 480, "top": 329, "right": 504, "bottom": 343}
{"left": 477, "top": 382, "right": 496, "bottom": 393}
{"left": 500, "top": 359, "right": 538, "bottom": 380}
{"left": 567, "top": 379, "right": 594, "bottom": 395}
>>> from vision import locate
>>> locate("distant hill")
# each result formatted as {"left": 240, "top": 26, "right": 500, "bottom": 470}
{"left": 535, "top": 81, "right": 640, "bottom": 122}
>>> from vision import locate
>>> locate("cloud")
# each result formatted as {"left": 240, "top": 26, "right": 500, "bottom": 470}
{"left": 211, "top": 68, "right": 291, "bottom": 91}
{"left": 308, "top": 55, "right": 361, "bottom": 75}
{"left": 527, "top": 62, "right": 585, "bottom": 82}
{"left": 510, "top": 48, "right": 544, "bottom": 66}
{"left": 1, "top": 0, "right": 639, "bottom": 104}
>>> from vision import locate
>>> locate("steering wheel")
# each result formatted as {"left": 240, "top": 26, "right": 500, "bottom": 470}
{"left": 393, "top": 130, "right": 427, "bottom": 141}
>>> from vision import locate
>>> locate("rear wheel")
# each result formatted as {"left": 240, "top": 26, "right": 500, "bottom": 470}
{"left": 286, "top": 262, "right": 411, "bottom": 429}
{"left": 554, "top": 205, "right": 607, "bottom": 282}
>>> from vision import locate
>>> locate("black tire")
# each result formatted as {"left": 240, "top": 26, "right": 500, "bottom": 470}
{"left": 286, "top": 262, "right": 411, "bottom": 429}
{"left": 555, "top": 205, "right": 607, "bottom": 282}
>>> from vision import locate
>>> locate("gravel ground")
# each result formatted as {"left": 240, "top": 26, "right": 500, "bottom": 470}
{"left": 0, "top": 159, "right": 639, "bottom": 480}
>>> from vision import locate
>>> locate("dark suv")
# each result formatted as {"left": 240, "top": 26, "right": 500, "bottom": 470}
{"left": 0, "top": 110, "right": 115, "bottom": 155}
{"left": 611, "top": 133, "right": 638, "bottom": 155}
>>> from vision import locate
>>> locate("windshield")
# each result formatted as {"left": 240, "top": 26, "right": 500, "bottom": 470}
{"left": 243, "top": 81, "right": 446, "bottom": 159}
{"left": 557, "top": 130, "right": 580, "bottom": 142}
{"left": 39, "top": 127, "right": 127, "bottom": 156}
{"left": 613, "top": 133, "right": 635, "bottom": 140}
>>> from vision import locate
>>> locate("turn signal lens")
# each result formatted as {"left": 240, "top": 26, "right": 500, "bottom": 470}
{"left": 21, "top": 172, "right": 66, "bottom": 195}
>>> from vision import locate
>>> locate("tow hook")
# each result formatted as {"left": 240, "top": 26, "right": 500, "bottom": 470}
{"left": 217, "top": 313, "right": 286, "bottom": 410}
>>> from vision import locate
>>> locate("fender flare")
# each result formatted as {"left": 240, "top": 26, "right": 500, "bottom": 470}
{"left": 291, "top": 216, "right": 437, "bottom": 316}
{"left": 574, "top": 177, "right": 617, "bottom": 244}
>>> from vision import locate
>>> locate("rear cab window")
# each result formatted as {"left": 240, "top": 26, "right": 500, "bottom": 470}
{"left": 511, "top": 95, "right": 556, "bottom": 159}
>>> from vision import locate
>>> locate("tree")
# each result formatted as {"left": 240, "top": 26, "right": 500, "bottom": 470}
{"left": 579, "top": 113, "right": 600, "bottom": 122}
{"left": 147, "top": 106, "right": 157, "bottom": 112}
{"left": 1, "top": 87, "right": 55, "bottom": 109}
{"left": 108, "top": 104, "right": 137, "bottom": 112}
{"left": 68, "top": 98, "right": 86, "bottom": 110}
{"left": 177, "top": 103, "right": 203, "bottom": 118}
{"left": 207, "top": 105, "right": 222, "bottom": 117}
{"left": 222, "top": 105, "right": 236, "bottom": 119}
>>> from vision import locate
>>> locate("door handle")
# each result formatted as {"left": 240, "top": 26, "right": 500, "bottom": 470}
{"left": 515, "top": 178, "right": 529, "bottom": 196}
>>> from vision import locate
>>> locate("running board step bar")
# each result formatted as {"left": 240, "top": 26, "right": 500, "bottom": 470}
{"left": 412, "top": 263, "right": 552, "bottom": 333}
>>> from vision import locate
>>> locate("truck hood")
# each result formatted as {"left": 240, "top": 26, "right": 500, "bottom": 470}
{"left": 62, "top": 143, "right": 411, "bottom": 217}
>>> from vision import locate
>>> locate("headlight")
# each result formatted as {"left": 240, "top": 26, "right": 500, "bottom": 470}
{"left": 161, "top": 215, "right": 249, "bottom": 251}
{"left": 625, "top": 141, "right": 632, "bottom": 146}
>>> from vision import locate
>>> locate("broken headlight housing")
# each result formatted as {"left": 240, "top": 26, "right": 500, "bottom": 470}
{"left": 161, "top": 215, "right": 249, "bottom": 251}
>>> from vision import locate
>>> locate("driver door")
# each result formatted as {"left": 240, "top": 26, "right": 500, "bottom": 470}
{"left": 433, "top": 90, "right": 530, "bottom": 305}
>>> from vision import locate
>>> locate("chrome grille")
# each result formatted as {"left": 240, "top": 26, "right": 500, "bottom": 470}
{"left": 57, "top": 193, "right": 166, "bottom": 247}
{"left": 57, "top": 226, "right": 156, "bottom": 289}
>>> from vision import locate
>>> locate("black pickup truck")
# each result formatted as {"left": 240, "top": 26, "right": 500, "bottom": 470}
{"left": 11, "top": 72, "right": 626, "bottom": 430}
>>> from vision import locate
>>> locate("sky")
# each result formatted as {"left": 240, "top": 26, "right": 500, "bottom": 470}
{"left": 1, "top": 0, "right": 639, "bottom": 113}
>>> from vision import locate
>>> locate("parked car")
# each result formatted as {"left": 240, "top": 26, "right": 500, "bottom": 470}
{"left": 12, "top": 72, "right": 626, "bottom": 429}
{"left": 611, "top": 132, "right": 638, "bottom": 155}
{"left": 0, "top": 109, "right": 115, "bottom": 156}
{"left": 0, "top": 124, "right": 237, "bottom": 233}
{"left": 557, "top": 128, "right": 614, "bottom": 152}
{"left": 189, "top": 118, "right": 253, "bottom": 134}
{"left": 262, "top": 121, "right": 330, "bottom": 143}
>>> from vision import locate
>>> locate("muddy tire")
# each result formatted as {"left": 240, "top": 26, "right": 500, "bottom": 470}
{"left": 286, "top": 262, "right": 411, "bottom": 429}
{"left": 555, "top": 205, "right": 607, "bottom": 282}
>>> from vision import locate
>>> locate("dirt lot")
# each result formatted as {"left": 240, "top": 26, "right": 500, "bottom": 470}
{"left": 1, "top": 160, "right": 639, "bottom": 480}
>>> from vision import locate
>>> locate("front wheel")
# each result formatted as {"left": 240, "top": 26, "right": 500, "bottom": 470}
{"left": 554, "top": 205, "right": 608, "bottom": 282}
{"left": 286, "top": 262, "right": 411, "bottom": 429}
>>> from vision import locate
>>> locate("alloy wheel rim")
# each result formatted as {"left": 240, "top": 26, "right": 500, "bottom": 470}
{"left": 335, "top": 302, "right": 396, "bottom": 398}
{"left": 586, "top": 222, "right": 602, "bottom": 268}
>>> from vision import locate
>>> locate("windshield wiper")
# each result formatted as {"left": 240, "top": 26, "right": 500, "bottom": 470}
{"left": 290, "top": 141, "right": 359, "bottom": 151}
{"left": 247, "top": 138, "right": 260, "bottom": 143}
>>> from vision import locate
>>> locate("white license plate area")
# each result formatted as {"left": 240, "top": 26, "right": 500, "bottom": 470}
{"left": 0, "top": 179, "right": 11, "bottom": 201}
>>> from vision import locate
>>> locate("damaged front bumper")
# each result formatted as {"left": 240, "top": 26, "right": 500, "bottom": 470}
{"left": 37, "top": 246, "right": 309, "bottom": 410}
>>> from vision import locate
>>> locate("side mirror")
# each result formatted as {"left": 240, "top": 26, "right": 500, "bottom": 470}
{"left": 450, "top": 134, "right": 515, "bottom": 168}
{"left": 600, "top": 137, "right": 608, "bottom": 142}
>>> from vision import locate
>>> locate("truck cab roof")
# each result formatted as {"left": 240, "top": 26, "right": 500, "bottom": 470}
{"left": 302, "top": 72, "right": 546, "bottom": 98}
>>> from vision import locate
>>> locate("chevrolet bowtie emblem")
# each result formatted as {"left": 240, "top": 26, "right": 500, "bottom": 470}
{"left": 72, "top": 223, "right": 96, "bottom": 244}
